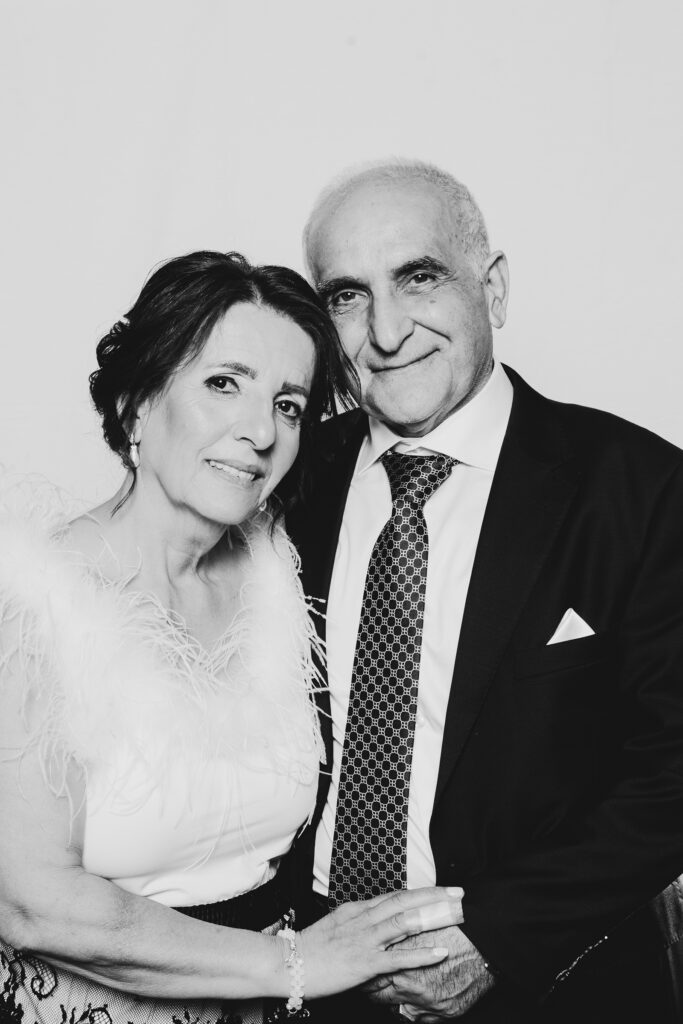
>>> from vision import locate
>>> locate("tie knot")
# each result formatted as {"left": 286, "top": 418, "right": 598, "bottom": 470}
{"left": 381, "top": 451, "right": 458, "bottom": 510}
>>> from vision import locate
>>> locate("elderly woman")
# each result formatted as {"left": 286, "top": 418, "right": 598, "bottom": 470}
{"left": 0, "top": 251, "right": 461, "bottom": 1024}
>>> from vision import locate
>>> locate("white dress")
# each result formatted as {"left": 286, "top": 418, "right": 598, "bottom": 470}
{"left": 0, "top": 481, "right": 324, "bottom": 1024}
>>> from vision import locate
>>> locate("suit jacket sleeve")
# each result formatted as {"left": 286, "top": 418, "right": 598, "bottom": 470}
{"left": 461, "top": 458, "right": 683, "bottom": 997}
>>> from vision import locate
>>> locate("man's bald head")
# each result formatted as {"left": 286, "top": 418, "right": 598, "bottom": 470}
{"left": 303, "top": 159, "right": 491, "bottom": 284}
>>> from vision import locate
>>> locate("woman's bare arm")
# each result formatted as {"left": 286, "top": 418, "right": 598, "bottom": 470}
{"left": 0, "top": 633, "right": 463, "bottom": 1002}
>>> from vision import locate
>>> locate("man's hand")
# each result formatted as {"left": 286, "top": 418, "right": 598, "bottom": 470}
{"left": 364, "top": 925, "right": 495, "bottom": 1021}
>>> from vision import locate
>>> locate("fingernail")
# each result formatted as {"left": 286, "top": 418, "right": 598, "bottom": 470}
{"left": 431, "top": 947, "right": 450, "bottom": 958}
{"left": 417, "top": 901, "right": 460, "bottom": 930}
{"left": 446, "top": 887, "right": 463, "bottom": 896}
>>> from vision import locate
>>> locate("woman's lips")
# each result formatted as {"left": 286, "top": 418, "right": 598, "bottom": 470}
{"left": 206, "top": 459, "right": 262, "bottom": 484}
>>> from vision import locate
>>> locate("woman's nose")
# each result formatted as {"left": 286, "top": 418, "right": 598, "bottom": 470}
{"left": 233, "top": 403, "right": 277, "bottom": 450}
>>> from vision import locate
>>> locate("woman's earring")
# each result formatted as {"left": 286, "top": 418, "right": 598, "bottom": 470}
{"left": 129, "top": 439, "right": 140, "bottom": 469}
{"left": 258, "top": 501, "right": 267, "bottom": 513}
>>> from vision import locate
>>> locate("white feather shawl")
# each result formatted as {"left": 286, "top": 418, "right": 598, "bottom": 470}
{"left": 0, "top": 478, "right": 325, "bottom": 810}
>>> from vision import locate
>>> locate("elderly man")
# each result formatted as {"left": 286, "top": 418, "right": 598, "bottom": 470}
{"left": 286, "top": 161, "right": 683, "bottom": 1022}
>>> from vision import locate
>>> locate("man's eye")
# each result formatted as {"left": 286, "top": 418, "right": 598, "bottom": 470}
{"left": 330, "top": 290, "right": 359, "bottom": 308}
{"left": 410, "top": 272, "right": 435, "bottom": 285}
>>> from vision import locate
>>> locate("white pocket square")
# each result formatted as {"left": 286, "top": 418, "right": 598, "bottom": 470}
{"left": 547, "top": 608, "right": 595, "bottom": 645}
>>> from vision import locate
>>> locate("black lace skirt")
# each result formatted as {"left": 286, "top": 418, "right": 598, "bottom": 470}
{"left": 0, "top": 873, "right": 291, "bottom": 1024}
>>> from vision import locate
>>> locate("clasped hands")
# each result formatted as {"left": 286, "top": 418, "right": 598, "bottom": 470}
{"left": 364, "top": 888, "right": 495, "bottom": 1022}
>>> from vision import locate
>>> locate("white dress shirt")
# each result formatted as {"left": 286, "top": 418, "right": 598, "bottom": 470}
{"left": 314, "top": 361, "right": 514, "bottom": 894}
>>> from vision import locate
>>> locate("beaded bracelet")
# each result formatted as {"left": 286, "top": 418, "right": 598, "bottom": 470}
{"left": 277, "top": 923, "right": 305, "bottom": 1017}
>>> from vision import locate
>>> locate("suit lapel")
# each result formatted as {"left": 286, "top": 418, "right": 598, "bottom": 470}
{"left": 434, "top": 369, "right": 581, "bottom": 806}
{"left": 298, "top": 411, "right": 366, "bottom": 777}
{"left": 301, "top": 410, "right": 367, "bottom": 616}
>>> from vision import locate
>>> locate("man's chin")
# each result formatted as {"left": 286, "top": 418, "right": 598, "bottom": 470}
{"left": 364, "top": 397, "right": 448, "bottom": 438}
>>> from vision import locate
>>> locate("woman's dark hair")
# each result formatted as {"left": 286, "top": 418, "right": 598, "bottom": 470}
{"left": 89, "top": 250, "right": 357, "bottom": 512}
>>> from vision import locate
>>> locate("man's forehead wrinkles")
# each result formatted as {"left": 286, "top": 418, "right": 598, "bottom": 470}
{"left": 314, "top": 201, "right": 464, "bottom": 288}
{"left": 322, "top": 248, "right": 453, "bottom": 285}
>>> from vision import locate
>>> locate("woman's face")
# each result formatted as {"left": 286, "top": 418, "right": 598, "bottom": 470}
{"left": 136, "top": 302, "right": 316, "bottom": 527}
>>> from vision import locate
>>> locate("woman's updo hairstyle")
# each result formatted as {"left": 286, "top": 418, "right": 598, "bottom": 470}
{"left": 89, "top": 250, "right": 356, "bottom": 505}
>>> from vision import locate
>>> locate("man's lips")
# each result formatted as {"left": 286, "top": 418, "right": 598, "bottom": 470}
{"left": 368, "top": 350, "right": 438, "bottom": 374}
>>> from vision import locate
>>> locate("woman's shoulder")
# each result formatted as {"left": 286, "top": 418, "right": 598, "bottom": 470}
{"left": 0, "top": 479, "right": 131, "bottom": 721}
{"left": 0, "top": 478, "right": 181, "bottom": 786}
{"left": 63, "top": 509, "right": 127, "bottom": 583}
{"left": 0, "top": 475, "right": 126, "bottom": 590}
{"left": 64, "top": 511, "right": 104, "bottom": 554}
{"left": 0, "top": 477, "right": 110, "bottom": 779}
{"left": 0, "top": 473, "right": 76, "bottom": 532}
{"left": 0, "top": 476, "right": 77, "bottom": 601}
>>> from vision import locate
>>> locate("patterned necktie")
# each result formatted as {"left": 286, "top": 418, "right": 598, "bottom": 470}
{"left": 328, "top": 450, "right": 458, "bottom": 907}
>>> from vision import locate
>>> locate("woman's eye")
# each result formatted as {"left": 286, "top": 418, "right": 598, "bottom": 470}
{"left": 207, "top": 375, "right": 238, "bottom": 392}
{"left": 276, "top": 399, "right": 304, "bottom": 422}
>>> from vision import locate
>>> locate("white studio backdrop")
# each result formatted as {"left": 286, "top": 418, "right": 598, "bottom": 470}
{"left": 1, "top": 0, "right": 682, "bottom": 502}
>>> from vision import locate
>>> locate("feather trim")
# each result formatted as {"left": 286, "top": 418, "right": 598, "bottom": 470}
{"left": 0, "top": 477, "right": 325, "bottom": 811}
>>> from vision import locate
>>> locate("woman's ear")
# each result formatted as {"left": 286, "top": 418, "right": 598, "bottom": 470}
{"left": 119, "top": 399, "right": 150, "bottom": 444}
{"left": 484, "top": 250, "right": 510, "bottom": 329}
{"left": 129, "top": 413, "right": 143, "bottom": 445}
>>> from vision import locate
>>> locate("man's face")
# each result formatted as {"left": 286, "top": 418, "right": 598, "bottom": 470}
{"left": 309, "top": 179, "right": 507, "bottom": 437}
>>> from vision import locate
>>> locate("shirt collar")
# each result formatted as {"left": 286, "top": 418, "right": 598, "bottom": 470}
{"left": 358, "top": 360, "right": 513, "bottom": 475}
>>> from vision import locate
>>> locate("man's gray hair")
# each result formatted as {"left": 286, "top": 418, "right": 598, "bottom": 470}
{"left": 303, "top": 158, "right": 491, "bottom": 281}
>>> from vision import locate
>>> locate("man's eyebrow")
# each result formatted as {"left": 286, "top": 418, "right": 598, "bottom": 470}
{"left": 317, "top": 257, "right": 450, "bottom": 303}
{"left": 317, "top": 277, "right": 364, "bottom": 304}
{"left": 393, "top": 256, "right": 451, "bottom": 281}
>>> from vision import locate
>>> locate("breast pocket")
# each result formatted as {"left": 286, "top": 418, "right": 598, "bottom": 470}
{"left": 514, "top": 632, "right": 616, "bottom": 681}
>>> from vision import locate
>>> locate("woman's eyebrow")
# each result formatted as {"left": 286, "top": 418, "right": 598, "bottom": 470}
{"left": 282, "top": 382, "right": 310, "bottom": 399}
{"left": 209, "top": 361, "right": 256, "bottom": 378}
{"left": 209, "top": 362, "right": 309, "bottom": 399}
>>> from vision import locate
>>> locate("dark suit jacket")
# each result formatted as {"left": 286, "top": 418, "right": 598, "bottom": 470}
{"left": 286, "top": 366, "right": 683, "bottom": 1010}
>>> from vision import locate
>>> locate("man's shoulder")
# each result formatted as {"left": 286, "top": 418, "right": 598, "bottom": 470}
{"left": 506, "top": 365, "right": 683, "bottom": 479}
{"left": 312, "top": 408, "right": 367, "bottom": 456}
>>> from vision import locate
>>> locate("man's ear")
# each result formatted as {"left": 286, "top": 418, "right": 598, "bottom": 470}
{"left": 484, "top": 250, "right": 509, "bottom": 329}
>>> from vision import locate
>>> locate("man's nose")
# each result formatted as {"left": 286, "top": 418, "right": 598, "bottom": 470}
{"left": 368, "top": 295, "right": 414, "bottom": 354}
{"left": 234, "top": 403, "right": 277, "bottom": 450}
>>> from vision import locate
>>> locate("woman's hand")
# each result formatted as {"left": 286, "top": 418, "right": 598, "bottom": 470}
{"left": 299, "top": 886, "right": 464, "bottom": 999}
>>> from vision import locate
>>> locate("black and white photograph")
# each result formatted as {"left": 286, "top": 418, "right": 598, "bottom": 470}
{"left": 1, "top": 2, "right": 682, "bottom": 1022}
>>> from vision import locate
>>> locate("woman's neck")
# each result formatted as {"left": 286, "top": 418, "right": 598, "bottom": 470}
{"left": 79, "top": 474, "right": 236, "bottom": 596}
